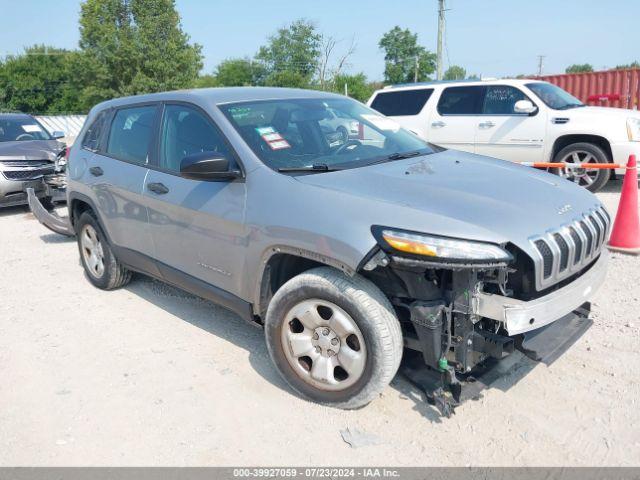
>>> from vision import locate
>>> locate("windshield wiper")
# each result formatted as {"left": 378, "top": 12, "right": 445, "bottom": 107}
{"left": 277, "top": 163, "right": 342, "bottom": 173}
{"left": 387, "top": 150, "right": 424, "bottom": 161}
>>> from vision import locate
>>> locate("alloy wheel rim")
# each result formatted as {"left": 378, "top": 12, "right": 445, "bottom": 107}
{"left": 280, "top": 299, "right": 367, "bottom": 391}
{"left": 559, "top": 150, "right": 600, "bottom": 187}
{"left": 80, "top": 224, "right": 105, "bottom": 279}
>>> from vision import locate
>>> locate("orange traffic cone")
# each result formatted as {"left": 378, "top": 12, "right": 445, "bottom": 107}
{"left": 607, "top": 154, "right": 640, "bottom": 254}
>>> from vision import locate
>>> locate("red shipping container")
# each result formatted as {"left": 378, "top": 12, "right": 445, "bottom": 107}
{"left": 533, "top": 68, "right": 640, "bottom": 110}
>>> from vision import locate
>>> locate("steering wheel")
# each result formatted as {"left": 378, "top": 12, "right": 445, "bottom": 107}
{"left": 16, "top": 133, "right": 35, "bottom": 141}
{"left": 333, "top": 139, "right": 362, "bottom": 155}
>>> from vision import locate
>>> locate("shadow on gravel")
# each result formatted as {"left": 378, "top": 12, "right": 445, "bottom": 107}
{"left": 599, "top": 178, "right": 623, "bottom": 194}
{"left": 123, "top": 274, "right": 539, "bottom": 420}
{"left": 40, "top": 233, "right": 75, "bottom": 243}
{"left": 0, "top": 205, "right": 30, "bottom": 217}
{"left": 124, "top": 275, "right": 292, "bottom": 393}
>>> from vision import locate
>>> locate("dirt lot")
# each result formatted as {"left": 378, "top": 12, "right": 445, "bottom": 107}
{"left": 0, "top": 181, "right": 638, "bottom": 466}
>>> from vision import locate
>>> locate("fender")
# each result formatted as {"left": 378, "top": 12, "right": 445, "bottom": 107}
{"left": 252, "top": 244, "right": 357, "bottom": 316}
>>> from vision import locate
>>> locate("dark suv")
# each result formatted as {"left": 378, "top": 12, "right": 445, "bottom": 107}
{"left": 0, "top": 113, "right": 66, "bottom": 208}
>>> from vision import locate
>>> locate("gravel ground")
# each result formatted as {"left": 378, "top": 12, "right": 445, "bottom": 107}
{"left": 0, "top": 180, "right": 638, "bottom": 466}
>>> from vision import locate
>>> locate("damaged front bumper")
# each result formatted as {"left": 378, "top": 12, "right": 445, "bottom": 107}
{"left": 475, "top": 250, "right": 608, "bottom": 335}
{"left": 26, "top": 186, "right": 75, "bottom": 237}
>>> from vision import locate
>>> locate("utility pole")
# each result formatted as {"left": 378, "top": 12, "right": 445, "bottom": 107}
{"left": 436, "top": 0, "right": 446, "bottom": 80}
{"left": 414, "top": 55, "right": 420, "bottom": 82}
{"left": 537, "top": 55, "right": 545, "bottom": 76}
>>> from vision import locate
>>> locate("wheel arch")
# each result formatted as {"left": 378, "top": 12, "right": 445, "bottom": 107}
{"left": 550, "top": 134, "right": 613, "bottom": 163}
{"left": 254, "top": 246, "right": 356, "bottom": 321}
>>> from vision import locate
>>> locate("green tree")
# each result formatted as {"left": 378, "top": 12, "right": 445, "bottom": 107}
{"left": 193, "top": 74, "right": 219, "bottom": 88}
{"left": 77, "top": 0, "right": 202, "bottom": 108}
{"left": 331, "top": 73, "right": 374, "bottom": 103}
{"left": 443, "top": 65, "right": 466, "bottom": 80}
{"left": 255, "top": 19, "right": 321, "bottom": 87}
{"left": 565, "top": 63, "right": 593, "bottom": 73}
{"left": 213, "top": 58, "right": 265, "bottom": 86}
{"left": 378, "top": 26, "right": 436, "bottom": 84}
{"left": 0, "top": 45, "right": 82, "bottom": 114}
{"left": 614, "top": 61, "right": 640, "bottom": 70}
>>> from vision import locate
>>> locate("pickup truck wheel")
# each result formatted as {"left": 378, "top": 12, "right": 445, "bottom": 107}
{"left": 75, "top": 211, "right": 132, "bottom": 290}
{"left": 551, "top": 142, "right": 611, "bottom": 192}
{"left": 264, "top": 267, "right": 402, "bottom": 409}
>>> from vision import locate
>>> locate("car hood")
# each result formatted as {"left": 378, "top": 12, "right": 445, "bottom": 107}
{"left": 295, "top": 150, "right": 603, "bottom": 256}
{"left": 567, "top": 105, "right": 639, "bottom": 120}
{"left": 0, "top": 140, "right": 63, "bottom": 162}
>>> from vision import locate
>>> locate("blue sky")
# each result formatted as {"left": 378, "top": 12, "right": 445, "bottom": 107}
{"left": 0, "top": 0, "right": 638, "bottom": 80}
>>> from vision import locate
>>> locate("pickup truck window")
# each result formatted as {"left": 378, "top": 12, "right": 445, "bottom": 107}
{"left": 371, "top": 89, "right": 434, "bottom": 116}
{"left": 482, "top": 85, "right": 530, "bottom": 115}
{"left": 437, "top": 86, "right": 485, "bottom": 115}
{"left": 220, "top": 97, "right": 433, "bottom": 172}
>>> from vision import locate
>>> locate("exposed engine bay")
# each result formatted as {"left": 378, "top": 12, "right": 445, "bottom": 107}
{"left": 361, "top": 247, "right": 597, "bottom": 416}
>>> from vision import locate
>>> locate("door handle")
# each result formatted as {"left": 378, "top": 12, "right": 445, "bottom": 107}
{"left": 479, "top": 121, "right": 496, "bottom": 128}
{"left": 89, "top": 166, "right": 104, "bottom": 177}
{"left": 147, "top": 182, "right": 169, "bottom": 195}
{"left": 431, "top": 121, "right": 446, "bottom": 128}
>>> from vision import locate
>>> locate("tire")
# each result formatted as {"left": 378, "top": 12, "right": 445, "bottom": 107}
{"left": 264, "top": 266, "right": 403, "bottom": 409}
{"left": 75, "top": 211, "right": 132, "bottom": 290}
{"left": 551, "top": 142, "right": 611, "bottom": 192}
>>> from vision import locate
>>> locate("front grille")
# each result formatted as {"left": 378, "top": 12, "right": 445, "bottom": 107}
{"left": 568, "top": 227, "right": 582, "bottom": 265}
{"left": 2, "top": 167, "right": 54, "bottom": 181}
{"left": 553, "top": 233, "right": 570, "bottom": 271}
{"left": 530, "top": 205, "right": 610, "bottom": 290}
{"left": 0, "top": 160, "right": 51, "bottom": 168}
{"left": 534, "top": 240, "right": 553, "bottom": 278}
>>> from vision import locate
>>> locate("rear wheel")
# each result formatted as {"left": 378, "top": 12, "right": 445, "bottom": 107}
{"left": 75, "top": 211, "right": 132, "bottom": 290}
{"left": 264, "top": 267, "right": 403, "bottom": 409}
{"left": 551, "top": 142, "right": 611, "bottom": 192}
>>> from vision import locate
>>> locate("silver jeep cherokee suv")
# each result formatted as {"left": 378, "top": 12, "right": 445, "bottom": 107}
{"left": 64, "top": 87, "right": 609, "bottom": 409}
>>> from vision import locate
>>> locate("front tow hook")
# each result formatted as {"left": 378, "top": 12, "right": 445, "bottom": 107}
{"left": 26, "top": 187, "right": 75, "bottom": 237}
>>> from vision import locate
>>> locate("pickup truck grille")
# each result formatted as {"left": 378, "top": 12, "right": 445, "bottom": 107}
{"left": 530, "top": 205, "right": 610, "bottom": 291}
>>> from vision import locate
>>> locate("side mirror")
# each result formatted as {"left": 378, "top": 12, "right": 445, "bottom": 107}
{"left": 179, "top": 152, "right": 241, "bottom": 181}
{"left": 514, "top": 100, "right": 537, "bottom": 115}
{"left": 52, "top": 131, "right": 65, "bottom": 139}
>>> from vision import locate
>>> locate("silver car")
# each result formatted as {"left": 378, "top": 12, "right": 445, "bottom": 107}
{"left": 0, "top": 113, "right": 66, "bottom": 208}
{"left": 61, "top": 87, "right": 609, "bottom": 410}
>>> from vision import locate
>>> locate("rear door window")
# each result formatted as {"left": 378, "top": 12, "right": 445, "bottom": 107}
{"left": 482, "top": 85, "right": 530, "bottom": 115}
{"left": 437, "top": 86, "right": 485, "bottom": 115}
{"left": 106, "top": 105, "right": 157, "bottom": 164}
{"left": 82, "top": 111, "right": 108, "bottom": 152}
{"left": 371, "top": 89, "right": 434, "bottom": 116}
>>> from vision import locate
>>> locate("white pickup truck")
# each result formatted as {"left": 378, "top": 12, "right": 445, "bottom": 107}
{"left": 367, "top": 78, "right": 640, "bottom": 192}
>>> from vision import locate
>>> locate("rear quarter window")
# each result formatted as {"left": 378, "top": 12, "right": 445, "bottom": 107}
{"left": 437, "top": 86, "right": 486, "bottom": 115}
{"left": 370, "top": 89, "right": 434, "bottom": 116}
{"left": 81, "top": 111, "right": 108, "bottom": 151}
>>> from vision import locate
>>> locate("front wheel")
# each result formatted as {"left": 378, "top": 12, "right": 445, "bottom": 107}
{"left": 264, "top": 267, "right": 403, "bottom": 409}
{"left": 551, "top": 142, "right": 611, "bottom": 192}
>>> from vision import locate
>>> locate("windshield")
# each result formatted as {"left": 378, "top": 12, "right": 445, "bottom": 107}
{"left": 219, "top": 97, "right": 435, "bottom": 172}
{"left": 0, "top": 117, "right": 52, "bottom": 142}
{"left": 526, "top": 82, "right": 584, "bottom": 110}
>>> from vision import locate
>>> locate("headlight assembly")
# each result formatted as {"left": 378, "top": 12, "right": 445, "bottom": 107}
{"left": 627, "top": 117, "right": 640, "bottom": 142}
{"left": 375, "top": 227, "right": 512, "bottom": 263}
